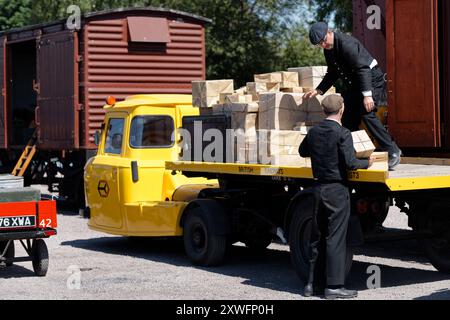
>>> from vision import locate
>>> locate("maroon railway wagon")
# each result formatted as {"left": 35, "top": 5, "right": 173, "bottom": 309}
{"left": 353, "top": 0, "right": 450, "bottom": 153}
{"left": 0, "top": 7, "right": 210, "bottom": 205}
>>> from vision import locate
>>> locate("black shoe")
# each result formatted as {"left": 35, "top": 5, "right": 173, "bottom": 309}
{"left": 388, "top": 149, "right": 402, "bottom": 171}
{"left": 303, "top": 283, "right": 324, "bottom": 297}
{"left": 324, "top": 287, "right": 358, "bottom": 300}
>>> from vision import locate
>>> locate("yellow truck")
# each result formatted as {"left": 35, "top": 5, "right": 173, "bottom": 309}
{"left": 84, "top": 94, "right": 450, "bottom": 281}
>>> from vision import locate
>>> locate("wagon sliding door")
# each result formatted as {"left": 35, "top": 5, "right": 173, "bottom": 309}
{"left": 36, "top": 31, "right": 79, "bottom": 149}
{"left": 387, "top": 0, "right": 440, "bottom": 147}
{"left": 0, "top": 36, "right": 6, "bottom": 148}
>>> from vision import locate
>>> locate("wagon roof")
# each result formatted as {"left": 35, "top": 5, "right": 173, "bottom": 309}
{"left": 0, "top": 6, "right": 211, "bottom": 36}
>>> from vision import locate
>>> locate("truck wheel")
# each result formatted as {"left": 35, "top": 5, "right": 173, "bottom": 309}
{"left": 289, "top": 197, "right": 353, "bottom": 282}
{"left": 32, "top": 239, "right": 49, "bottom": 277}
{"left": 0, "top": 241, "right": 15, "bottom": 267}
{"left": 183, "top": 207, "right": 227, "bottom": 266}
{"left": 417, "top": 203, "right": 450, "bottom": 273}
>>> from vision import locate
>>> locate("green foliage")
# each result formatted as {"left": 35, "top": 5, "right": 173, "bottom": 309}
{"left": 0, "top": 0, "right": 32, "bottom": 31}
{"left": 276, "top": 24, "right": 326, "bottom": 71}
{"left": 307, "top": 0, "right": 353, "bottom": 32}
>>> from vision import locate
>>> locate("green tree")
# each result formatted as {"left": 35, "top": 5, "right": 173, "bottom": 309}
{"left": 307, "top": 0, "right": 353, "bottom": 32}
{"left": 276, "top": 24, "right": 326, "bottom": 71}
{"left": 0, "top": 0, "right": 32, "bottom": 31}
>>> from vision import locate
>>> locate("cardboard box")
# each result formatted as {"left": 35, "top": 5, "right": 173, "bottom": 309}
{"left": 269, "top": 154, "right": 307, "bottom": 167}
{"left": 220, "top": 93, "right": 253, "bottom": 104}
{"left": 258, "top": 93, "right": 305, "bottom": 130}
{"left": 254, "top": 72, "right": 282, "bottom": 83}
{"left": 288, "top": 66, "right": 328, "bottom": 89}
{"left": 281, "top": 87, "right": 304, "bottom": 93}
{"left": 234, "top": 131, "right": 258, "bottom": 164}
{"left": 306, "top": 111, "right": 325, "bottom": 123}
{"left": 258, "top": 130, "right": 305, "bottom": 157}
{"left": 192, "top": 80, "right": 234, "bottom": 108}
{"left": 367, "top": 152, "right": 389, "bottom": 171}
{"left": 352, "top": 130, "right": 376, "bottom": 158}
{"left": 280, "top": 71, "right": 300, "bottom": 88}
{"left": 293, "top": 124, "right": 312, "bottom": 135}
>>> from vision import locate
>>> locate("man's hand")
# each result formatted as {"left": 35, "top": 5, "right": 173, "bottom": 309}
{"left": 368, "top": 155, "right": 375, "bottom": 167}
{"left": 364, "top": 96, "right": 375, "bottom": 112}
{"left": 304, "top": 90, "right": 319, "bottom": 99}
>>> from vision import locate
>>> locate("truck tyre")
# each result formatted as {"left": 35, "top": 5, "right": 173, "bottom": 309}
{"left": 183, "top": 206, "right": 227, "bottom": 267}
{"left": 32, "top": 239, "right": 49, "bottom": 277}
{"left": 289, "top": 197, "right": 353, "bottom": 282}
{"left": 417, "top": 203, "right": 450, "bottom": 273}
{"left": 0, "top": 241, "right": 15, "bottom": 267}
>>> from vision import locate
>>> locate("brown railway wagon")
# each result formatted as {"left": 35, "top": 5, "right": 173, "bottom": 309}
{"left": 353, "top": 0, "right": 450, "bottom": 152}
{"left": 0, "top": 7, "right": 210, "bottom": 204}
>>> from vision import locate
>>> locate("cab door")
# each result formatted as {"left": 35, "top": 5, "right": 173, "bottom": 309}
{"left": 87, "top": 113, "right": 127, "bottom": 229}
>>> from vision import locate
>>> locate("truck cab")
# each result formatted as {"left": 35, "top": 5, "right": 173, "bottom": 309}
{"left": 84, "top": 94, "right": 217, "bottom": 237}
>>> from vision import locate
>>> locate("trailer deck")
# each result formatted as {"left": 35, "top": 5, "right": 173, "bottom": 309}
{"left": 166, "top": 162, "right": 450, "bottom": 192}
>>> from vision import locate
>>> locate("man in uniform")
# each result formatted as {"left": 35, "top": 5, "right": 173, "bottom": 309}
{"left": 304, "top": 22, "right": 401, "bottom": 170}
{"left": 299, "top": 94, "right": 374, "bottom": 299}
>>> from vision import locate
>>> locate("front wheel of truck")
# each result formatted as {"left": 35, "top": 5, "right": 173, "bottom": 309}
{"left": 183, "top": 206, "right": 227, "bottom": 267}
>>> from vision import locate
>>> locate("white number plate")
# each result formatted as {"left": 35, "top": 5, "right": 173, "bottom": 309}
{"left": 0, "top": 216, "right": 36, "bottom": 229}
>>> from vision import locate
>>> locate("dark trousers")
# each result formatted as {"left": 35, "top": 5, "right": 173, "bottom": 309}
{"left": 308, "top": 182, "right": 350, "bottom": 287}
{"left": 342, "top": 67, "right": 399, "bottom": 155}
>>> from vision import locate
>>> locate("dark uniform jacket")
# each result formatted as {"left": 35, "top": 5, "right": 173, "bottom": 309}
{"left": 317, "top": 31, "right": 375, "bottom": 94}
{"left": 299, "top": 119, "right": 369, "bottom": 182}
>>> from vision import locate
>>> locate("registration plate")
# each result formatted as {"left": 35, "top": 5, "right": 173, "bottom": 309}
{"left": 0, "top": 216, "right": 36, "bottom": 229}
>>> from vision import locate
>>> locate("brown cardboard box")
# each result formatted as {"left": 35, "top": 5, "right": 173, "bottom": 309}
{"left": 288, "top": 66, "right": 328, "bottom": 89}
{"left": 270, "top": 154, "right": 307, "bottom": 167}
{"left": 220, "top": 93, "right": 253, "bottom": 104}
{"left": 258, "top": 130, "right": 305, "bottom": 158}
{"left": 367, "top": 152, "right": 389, "bottom": 171}
{"left": 254, "top": 72, "right": 282, "bottom": 83}
{"left": 192, "top": 80, "right": 234, "bottom": 108}
{"left": 352, "top": 130, "right": 376, "bottom": 158}
{"left": 258, "top": 93, "right": 305, "bottom": 130}
{"left": 306, "top": 112, "right": 325, "bottom": 123}
{"left": 280, "top": 71, "right": 300, "bottom": 88}
{"left": 281, "top": 87, "right": 304, "bottom": 93}
{"left": 234, "top": 131, "right": 258, "bottom": 164}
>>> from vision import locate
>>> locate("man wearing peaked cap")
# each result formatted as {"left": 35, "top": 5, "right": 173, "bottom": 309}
{"left": 305, "top": 22, "right": 401, "bottom": 171}
{"left": 299, "top": 94, "right": 374, "bottom": 300}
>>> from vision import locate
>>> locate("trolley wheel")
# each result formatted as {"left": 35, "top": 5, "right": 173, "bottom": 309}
{"left": 0, "top": 241, "right": 15, "bottom": 267}
{"left": 32, "top": 239, "right": 49, "bottom": 277}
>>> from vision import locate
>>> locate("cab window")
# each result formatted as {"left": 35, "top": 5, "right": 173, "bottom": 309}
{"left": 104, "top": 118, "right": 125, "bottom": 155}
{"left": 129, "top": 116, "right": 174, "bottom": 148}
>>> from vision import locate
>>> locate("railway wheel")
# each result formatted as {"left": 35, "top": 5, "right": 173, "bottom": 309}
{"left": 183, "top": 206, "right": 227, "bottom": 267}
{"left": 32, "top": 239, "right": 49, "bottom": 277}
{"left": 0, "top": 241, "right": 15, "bottom": 267}
{"left": 289, "top": 196, "right": 353, "bottom": 282}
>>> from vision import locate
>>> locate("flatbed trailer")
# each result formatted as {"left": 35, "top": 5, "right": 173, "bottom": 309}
{"left": 166, "top": 161, "right": 450, "bottom": 280}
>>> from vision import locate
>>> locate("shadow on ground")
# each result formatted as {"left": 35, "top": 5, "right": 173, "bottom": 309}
{"left": 60, "top": 236, "right": 450, "bottom": 296}
{"left": 0, "top": 264, "right": 36, "bottom": 279}
{"left": 414, "top": 289, "right": 450, "bottom": 300}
